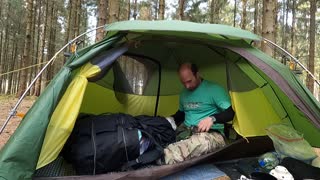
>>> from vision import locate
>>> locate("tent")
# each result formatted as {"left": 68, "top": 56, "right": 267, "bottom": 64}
{"left": 0, "top": 20, "right": 319, "bottom": 179}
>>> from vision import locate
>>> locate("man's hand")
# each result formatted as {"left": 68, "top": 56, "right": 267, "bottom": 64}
{"left": 197, "top": 117, "right": 214, "bottom": 132}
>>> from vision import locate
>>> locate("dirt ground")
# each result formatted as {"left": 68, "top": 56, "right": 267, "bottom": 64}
{"left": 0, "top": 96, "right": 36, "bottom": 149}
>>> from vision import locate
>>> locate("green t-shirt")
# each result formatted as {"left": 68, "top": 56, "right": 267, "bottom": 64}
{"left": 179, "top": 80, "right": 231, "bottom": 129}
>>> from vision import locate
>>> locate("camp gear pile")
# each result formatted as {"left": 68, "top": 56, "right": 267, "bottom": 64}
{"left": 62, "top": 113, "right": 175, "bottom": 174}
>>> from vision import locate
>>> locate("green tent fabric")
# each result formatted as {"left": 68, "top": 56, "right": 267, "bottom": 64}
{"left": 0, "top": 20, "right": 319, "bottom": 180}
{"left": 0, "top": 35, "right": 124, "bottom": 180}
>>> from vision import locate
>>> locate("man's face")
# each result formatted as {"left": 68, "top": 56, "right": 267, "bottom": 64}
{"left": 179, "top": 68, "right": 201, "bottom": 91}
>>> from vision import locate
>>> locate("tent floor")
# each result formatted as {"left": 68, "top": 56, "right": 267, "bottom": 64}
{"left": 34, "top": 136, "right": 274, "bottom": 179}
{"left": 214, "top": 157, "right": 270, "bottom": 179}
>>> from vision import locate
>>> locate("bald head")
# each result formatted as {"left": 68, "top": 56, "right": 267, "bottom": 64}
{"left": 178, "top": 63, "right": 201, "bottom": 91}
{"left": 178, "top": 63, "right": 198, "bottom": 76}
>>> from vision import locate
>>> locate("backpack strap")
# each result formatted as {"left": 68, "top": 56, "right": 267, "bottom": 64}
{"left": 116, "top": 115, "right": 130, "bottom": 162}
{"left": 122, "top": 146, "right": 163, "bottom": 170}
{"left": 91, "top": 119, "right": 97, "bottom": 175}
{"left": 121, "top": 129, "right": 164, "bottom": 170}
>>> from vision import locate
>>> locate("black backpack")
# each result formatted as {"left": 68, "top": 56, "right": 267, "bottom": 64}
{"left": 62, "top": 113, "right": 175, "bottom": 175}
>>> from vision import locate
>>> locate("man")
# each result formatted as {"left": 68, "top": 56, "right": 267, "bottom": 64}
{"left": 172, "top": 63, "right": 235, "bottom": 139}
{"left": 162, "top": 63, "right": 235, "bottom": 165}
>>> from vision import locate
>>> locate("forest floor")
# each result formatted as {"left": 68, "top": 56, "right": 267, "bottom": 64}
{"left": 0, "top": 96, "right": 36, "bottom": 149}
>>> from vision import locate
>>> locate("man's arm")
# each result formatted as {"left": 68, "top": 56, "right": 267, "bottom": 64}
{"left": 210, "top": 106, "right": 235, "bottom": 123}
{"left": 172, "top": 106, "right": 235, "bottom": 132}
{"left": 198, "top": 106, "right": 235, "bottom": 132}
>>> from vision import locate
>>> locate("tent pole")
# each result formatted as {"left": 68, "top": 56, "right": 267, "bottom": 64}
{"left": 154, "top": 62, "right": 161, "bottom": 117}
{"left": 263, "top": 38, "right": 320, "bottom": 87}
{"left": 0, "top": 26, "right": 105, "bottom": 134}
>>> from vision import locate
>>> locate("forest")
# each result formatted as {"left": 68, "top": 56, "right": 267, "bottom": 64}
{"left": 0, "top": 0, "right": 319, "bottom": 100}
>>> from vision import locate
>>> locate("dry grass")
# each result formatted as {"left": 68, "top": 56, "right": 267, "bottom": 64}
{"left": 0, "top": 96, "right": 36, "bottom": 149}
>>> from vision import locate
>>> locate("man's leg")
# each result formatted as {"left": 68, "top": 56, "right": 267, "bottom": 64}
{"left": 175, "top": 123, "right": 192, "bottom": 141}
{"left": 163, "top": 132, "right": 226, "bottom": 165}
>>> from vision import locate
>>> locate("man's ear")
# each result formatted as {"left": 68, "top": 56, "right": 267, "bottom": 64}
{"left": 196, "top": 72, "right": 201, "bottom": 79}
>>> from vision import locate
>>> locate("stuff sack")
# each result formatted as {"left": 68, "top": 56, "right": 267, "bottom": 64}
{"left": 266, "top": 124, "right": 317, "bottom": 162}
{"left": 63, "top": 113, "right": 139, "bottom": 174}
{"left": 62, "top": 113, "right": 176, "bottom": 175}
{"left": 135, "top": 115, "right": 176, "bottom": 147}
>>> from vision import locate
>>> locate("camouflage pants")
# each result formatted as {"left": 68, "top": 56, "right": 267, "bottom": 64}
{"left": 163, "top": 132, "right": 226, "bottom": 165}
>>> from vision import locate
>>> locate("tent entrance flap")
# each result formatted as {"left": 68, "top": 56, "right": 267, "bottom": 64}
{"left": 37, "top": 45, "right": 129, "bottom": 169}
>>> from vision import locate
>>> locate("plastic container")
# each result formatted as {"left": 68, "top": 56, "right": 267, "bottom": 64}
{"left": 312, "top": 157, "right": 320, "bottom": 168}
{"left": 258, "top": 152, "right": 280, "bottom": 170}
{"left": 269, "top": 166, "right": 294, "bottom": 180}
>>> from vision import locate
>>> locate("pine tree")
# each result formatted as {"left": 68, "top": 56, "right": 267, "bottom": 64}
{"left": 17, "top": 0, "right": 33, "bottom": 97}
{"left": 261, "top": 0, "right": 276, "bottom": 56}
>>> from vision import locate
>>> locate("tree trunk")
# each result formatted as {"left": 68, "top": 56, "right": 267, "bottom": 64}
{"left": 0, "top": 2, "right": 10, "bottom": 94}
{"left": 126, "top": 0, "right": 131, "bottom": 20}
{"left": 284, "top": 0, "right": 289, "bottom": 49}
{"left": 261, "top": 0, "right": 276, "bottom": 56}
{"left": 8, "top": 38, "right": 18, "bottom": 94}
{"left": 290, "top": 0, "right": 296, "bottom": 57}
{"left": 68, "top": 0, "right": 76, "bottom": 41}
{"left": 108, "top": 0, "right": 120, "bottom": 23}
{"left": 32, "top": 0, "right": 41, "bottom": 95}
{"left": 34, "top": 37, "right": 43, "bottom": 95}
{"left": 3, "top": 38, "right": 10, "bottom": 94}
{"left": 287, "top": 0, "right": 297, "bottom": 81}
{"left": 273, "top": 1, "right": 279, "bottom": 59}
{"left": 139, "top": 5, "right": 152, "bottom": 20}
{"left": 133, "top": 0, "right": 138, "bottom": 20}
{"left": 307, "top": 0, "right": 316, "bottom": 94}
{"left": 233, "top": 0, "right": 237, "bottom": 27}
{"left": 178, "top": 0, "right": 185, "bottom": 20}
{"left": 75, "top": 0, "right": 81, "bottom": 37}
{"left": 30, "top": 0, "right": 37, "bottom": 95}
{"left": 35, "top": 0, "right": 47, "bottom": 96}
{"left": 2, "top": 25, "right": 9, "bottom": 94}
{"left": 158, "top": 0, "right": 165, "bottom": 20}
{"left": 0, "top": 1, "right": 3, "bottom": 90}
{"left": 280, "top": 0, "right": 288, "bottom": 64}
{"left": 119, "top": 0, "right": 130, "bottom": 20}
{"left": 74, "top": 0, "right": 81, "bottom": 38}
{"left": 253, "top": 0, "right": 261, "bottom": 47}
{"left": 80, "top": 1, "right": 88, "bottom": 38}
{"left": 0, "top": 31, "right": 3, "bottom": 94}
{"left": 0, "top": 0, "right": 2, "bottom": 20}
{"left": 8, "top": 21, "right": 22, "bottom": 94}
{"left": 209, "top": 0, "right": 223, "bottom": 24}
{"left": 64, "top": 0, "right": 73, "bottom": 57}
{"left": 41, "top": 0, "right": 53, "bottom": 91}
{"left": 241, "top": 0, "right": 247, "bottom": 29}
{"left": 17, "top": 0, "right": 33, "bottom": 97}
{"left": 209, "top": 0, "right": 215, "bottom": 23}
{"left": 46, "top": 1, "right": 57, "bottom": 83}
{"left": 0, "top": 1, "right": 3, "bottom": 87}
{"left": 254, "top": 0, "right": 259, "bottom": 34}
{"left": 96, "top": 0, "right": 108, "bottom": 42}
